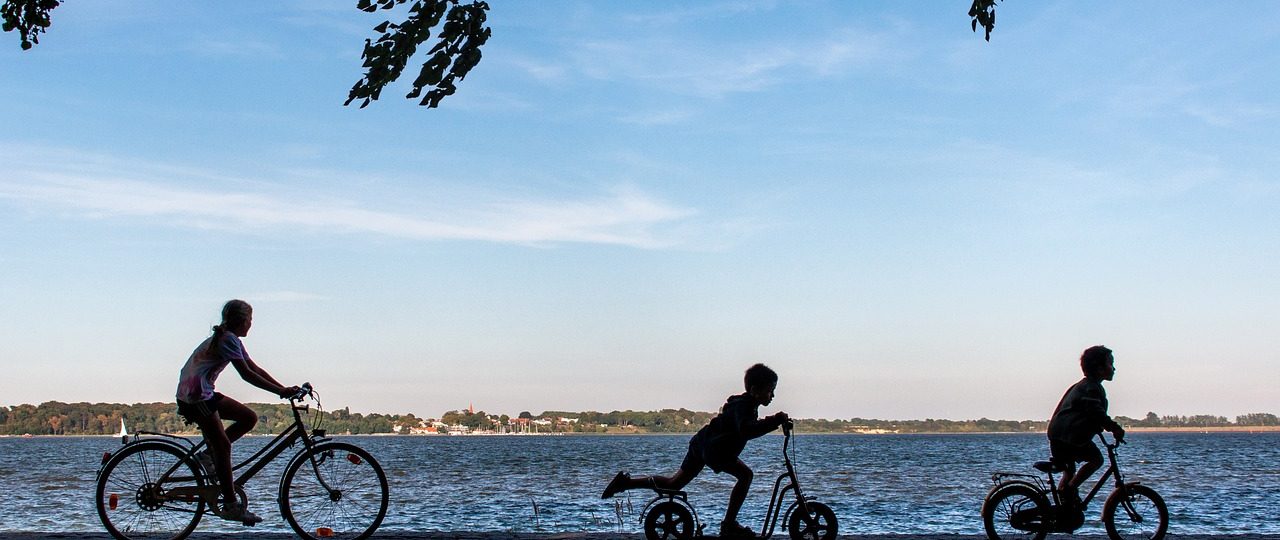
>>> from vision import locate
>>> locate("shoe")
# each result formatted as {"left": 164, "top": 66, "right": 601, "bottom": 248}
{"left": 217, "top": 502, "right": 263, "bottom": 525}
{"left": 195, "top": 450, "right": 216, "bottom": 477}
{"left": 720, "top": 520, "right": 757, "bottom": 538}
{"left": 602, "top": 471, "right": 630, "bottom": 499}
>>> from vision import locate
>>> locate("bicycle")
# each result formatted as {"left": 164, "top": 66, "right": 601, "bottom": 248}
{"left": 94, "top": 383, "right": 389, "bottom": 540}
{"left": 981, "top": 433, "right": 1168, "bottom": 540}
{"left": 640, "top": 421, "right": 839, "bottom": 540}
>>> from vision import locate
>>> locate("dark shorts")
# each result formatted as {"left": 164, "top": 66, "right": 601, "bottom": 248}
{"left": 176, "top": 393, "right": 224, "bottom": 425}
{"left": 679, "top": 432, "right": 735, "bottom": 476}
{"left": 1050, "top": 438, "right": 1102, "bottom": 470}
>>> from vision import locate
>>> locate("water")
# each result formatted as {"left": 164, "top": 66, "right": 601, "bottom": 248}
{"left": 1, "top": 432, "right": 1276, "bottom": 534}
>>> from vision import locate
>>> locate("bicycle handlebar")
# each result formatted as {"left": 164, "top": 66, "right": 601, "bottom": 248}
{"left": 288, "top": 382, "right": 313, "bottom": 401}
{"left": 1098, "top": 431, "right": 1126, "bottom": 448}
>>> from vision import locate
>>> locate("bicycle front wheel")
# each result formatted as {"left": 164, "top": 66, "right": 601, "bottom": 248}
{"left": 280, "top": 441, "right": 389, "bottom": 540}
{"left": 1102, "top": 483, "right": 1168, "bottom": 540}
{"left": 788, "top": 501, "right": 839, "bottom": 540}
{"left": 982, "top": 483, "right": 1049, "bottom": 540}
{"left": 95, "top": 441, "right": 206, "bottom": 540}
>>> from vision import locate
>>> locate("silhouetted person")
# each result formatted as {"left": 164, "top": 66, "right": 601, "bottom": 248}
{"left": 602, "top": 363, "right": 789, "bottom": 538}
{"left": 1047, "top": 345, "right": 1125, "bottom": 508}
{"left": 175, "top": 300, "right": 300, "bottom": 524}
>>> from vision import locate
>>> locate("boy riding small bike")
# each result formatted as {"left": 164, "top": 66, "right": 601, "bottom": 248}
{"left": 602, "top": 363, "right": 790, "bottom": 538}
{"left": 1047, "top": 345, "right": 1126, "bottom": 511}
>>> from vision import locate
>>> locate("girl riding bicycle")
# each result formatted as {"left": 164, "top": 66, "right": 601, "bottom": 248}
{"left": 175, "top": 299, "right": 299, "bottom": 524}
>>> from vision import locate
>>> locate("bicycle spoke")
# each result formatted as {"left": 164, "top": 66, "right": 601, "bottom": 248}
{"left": 98, "top": 443, "right": 204, "bottom": 540}
{"left": 282, "top": 444, "right": 387, "bottom": 539}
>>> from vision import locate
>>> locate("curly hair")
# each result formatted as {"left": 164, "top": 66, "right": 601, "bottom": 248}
{"left": 1080, "top": 345, "right": 1113, "bottom": 375}
{"left": 744, "top": 363, "right": 778, "bottom": 390}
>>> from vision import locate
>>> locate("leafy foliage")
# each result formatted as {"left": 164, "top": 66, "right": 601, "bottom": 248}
{"left": 346, "top": 0, "right": 491, "bottom": 108}
{"left": 0, "top": 0, "right": 57, "bottom": 50}
{"left": 2, "top": 0, "right": 490, "bottom": 109}
{"left": 968, "top": 0, "right": 1001, "bottom": 41}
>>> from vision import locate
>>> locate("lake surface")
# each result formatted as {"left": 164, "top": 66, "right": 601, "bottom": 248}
{"left": 1, "top": 432, "right": 1276, "bottom": 535}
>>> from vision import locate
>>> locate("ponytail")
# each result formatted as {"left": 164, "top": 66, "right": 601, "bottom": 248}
{"left": 206, "top": 324, "right": 227, "bottom": 358}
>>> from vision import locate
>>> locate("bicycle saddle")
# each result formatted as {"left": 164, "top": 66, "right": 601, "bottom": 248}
{"left": 652, "top": 487, "right": 689, "bottom": 498}
{"left": 1034, "top": 460, "right": 1068, "bottom": 473}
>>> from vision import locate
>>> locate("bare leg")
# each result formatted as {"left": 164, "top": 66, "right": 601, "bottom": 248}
{"left": 217, "top": 396, "right": 259, "bottom": 444}
{"left": 628, "top": 467, "right": 696, "bottom": 491}
{"left": 720, "top": 459, "right": 754, "bottom": 525}
{"left": 1068, "top": 458, "right": 1102, "bottom": 491}
{"left": 194, "top": 412, "right": 236, "bottom": 504}
{"left": 196, "top": 397, "right": 258, "bottom": 505}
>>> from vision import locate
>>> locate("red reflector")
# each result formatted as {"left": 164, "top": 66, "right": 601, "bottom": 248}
{"left": 316, "top": 527, "right": 334, "bottom": 537}
{"left": 347, "top": 453, "right": 362, "bottom": 465}
{"left": 102, "top": 452, "right": 112, "bottom": 465}
{"left": 108, "top": 493, "right": 119, "bottom": 510}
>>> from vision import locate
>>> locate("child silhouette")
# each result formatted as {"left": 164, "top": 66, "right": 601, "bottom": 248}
{"left": 602, "top": 363, "right": 789, "bottom": 538}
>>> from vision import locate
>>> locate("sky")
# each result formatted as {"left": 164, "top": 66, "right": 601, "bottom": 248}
{"left": 1, "top": 1, "right": 1277, "bottom": 421}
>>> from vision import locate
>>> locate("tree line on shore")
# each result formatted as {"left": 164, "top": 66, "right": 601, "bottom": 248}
{"left": 3, "top": 401, "right": 1277, "bottom": 436}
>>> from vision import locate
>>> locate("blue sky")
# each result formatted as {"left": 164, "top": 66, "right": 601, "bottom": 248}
{"left": 1, "top": 1, "right": 1277, "bottom": 420}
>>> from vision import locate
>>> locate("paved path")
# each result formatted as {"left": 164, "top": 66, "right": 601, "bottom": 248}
{"left": 3, "top": 534, "right": 1279, "bottom": 540}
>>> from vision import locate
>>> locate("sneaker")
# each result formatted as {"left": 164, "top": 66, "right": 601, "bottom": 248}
{"left": 217, "top": 502, "right": 263, "bottom": 525}
{"left": 720, "top": 520, "right": 757, "bottom": 538}
{"left": 601, "top": 471, "right": 630, "bottom": 499}
{"left": 194, "top": 450, "right": 216, "bottom": 477}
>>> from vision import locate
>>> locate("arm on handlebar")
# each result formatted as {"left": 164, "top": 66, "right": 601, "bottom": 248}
{"left": 286, "top": 382, "right": 313, "bottom": 401}
{"left": 1098, "top": 430, "right": 1126, "bottom": 447}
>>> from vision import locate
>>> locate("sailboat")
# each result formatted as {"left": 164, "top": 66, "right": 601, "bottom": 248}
{"left": 116, "top": 418, "right": 129, "bottom": 441}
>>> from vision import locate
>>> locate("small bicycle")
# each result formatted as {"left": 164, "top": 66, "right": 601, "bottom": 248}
{"left": 94, "top": 383, "right": 389, "bottom": 540}
{"left": 981, "top": 433, "right": 1168, "bottom": 540}
{"left": 640, "top": 421, "right": 839, "bottom": 540}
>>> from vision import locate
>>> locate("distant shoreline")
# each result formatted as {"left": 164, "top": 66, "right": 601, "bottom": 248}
{"left": 4, "top": 425, "right": 1278, "bottom": 439}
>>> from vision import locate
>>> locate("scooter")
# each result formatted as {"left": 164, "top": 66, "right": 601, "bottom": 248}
{"left": 640, "top": 421, "right": 839, "bottom": 540}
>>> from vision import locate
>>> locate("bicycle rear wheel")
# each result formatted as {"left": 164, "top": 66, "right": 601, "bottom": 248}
{"left": 982, "top": 483, "right": 1049, "bottom": 540}
{"left": 1103, "top": 483, "right": 1168, "bottom": 540}
{"left": 280, "top": 441, "right": 389, "bottom": 540}
{"left": 643, "top": 500, "right": 695, "bottom": 540}
{"left": 95, "top": 441, "right": 207, "bottom": 540}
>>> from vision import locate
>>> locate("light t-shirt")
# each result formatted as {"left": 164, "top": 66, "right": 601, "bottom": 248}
{"left": 176, "top": 332, "right": 248, "bottom": 403}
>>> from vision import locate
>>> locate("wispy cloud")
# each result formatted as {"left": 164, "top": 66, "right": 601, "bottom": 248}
{"left": 0, "top": 147, "right": 698, "bottom": 249}
{"left": 567, "top": 27, "right": 898, "bottom": 100}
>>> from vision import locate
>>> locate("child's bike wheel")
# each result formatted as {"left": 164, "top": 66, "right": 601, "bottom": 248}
{"left": 982, "top": 483, "right": 1050, "bottom": 540}
{"left": 95, "top": 441, "right": 207, "bottom": 540}
{"left": 643, "top": 500, "right": 695, "bottom": 540}
{"left": 1102, "top": 484, "right": 1168, "bottom": 540}
{"left": 788, "top": 501, "right": 838, "bottom": 540}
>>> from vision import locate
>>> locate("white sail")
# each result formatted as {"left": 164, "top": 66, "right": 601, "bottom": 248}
{"left": 116, "top": 418, "right": 128, "bottom": 437}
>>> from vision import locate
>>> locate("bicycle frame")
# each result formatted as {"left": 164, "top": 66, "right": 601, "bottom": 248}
{"left": 759, "top": 425, "right": 822, "bottom": 539}
{"left": 111, "top": 395, "right": 330, "bottom": 506}
{"left": 1045, "top": 434, "right": 1127, "bottom": 510}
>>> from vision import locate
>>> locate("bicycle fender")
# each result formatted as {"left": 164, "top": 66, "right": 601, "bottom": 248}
{"left": 96, "top": 439, "right": 194, "bottom": 481}
{"left": 985, "top": 479, "right": 1042, "bottom": 502}
{"left": 1101, "top": 482, "right": 1148, "bottom": 508}
{"left": 637, "top": 494, "right": 697, "bottom": 528}
{"left": 277, "top": 440, "right": 342, "bottom": 494}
